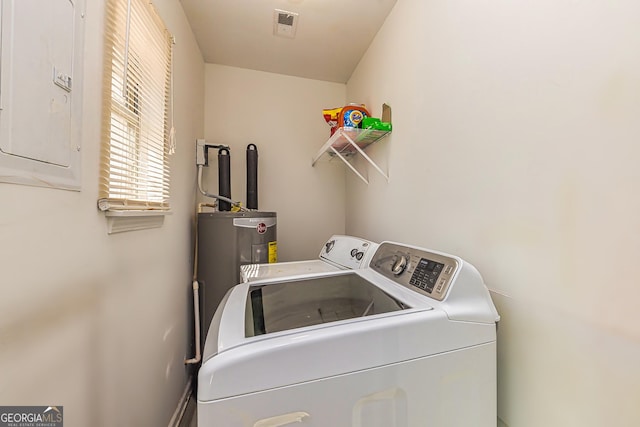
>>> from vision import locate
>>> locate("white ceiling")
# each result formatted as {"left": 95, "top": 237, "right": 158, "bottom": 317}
{"left": 179, "top": 0, "right": 397, "bottom": 83}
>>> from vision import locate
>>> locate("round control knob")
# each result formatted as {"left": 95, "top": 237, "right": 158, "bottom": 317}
{"left": 391, "top": 255, "right": 408, "bottom": 276}
{"left": 355, "top": 251, "right": 364, "bottom": 261}
{"left": 350, "top": 248, "right": 358, "bottom": 257}
{"left": 325, "top": 240, "right": 335, "bottom": 253}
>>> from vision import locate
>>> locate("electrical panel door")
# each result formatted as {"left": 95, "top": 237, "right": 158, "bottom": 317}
{"left": 0, "top": 0, "right": 85, "bottom": 190}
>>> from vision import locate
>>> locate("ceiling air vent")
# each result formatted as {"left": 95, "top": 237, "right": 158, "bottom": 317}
{"left": 273, "top": 9, "right": 299, "bottom": 38}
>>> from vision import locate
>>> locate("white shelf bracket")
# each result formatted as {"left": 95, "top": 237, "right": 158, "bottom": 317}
{"left": 341, "top": 132, "right": 389, "bottom": 182}
{"left": 329, "top": 145, "right": 369, "bottom": 184}
{"left": 311, "top": 127, "right": 391, "bottom": 184}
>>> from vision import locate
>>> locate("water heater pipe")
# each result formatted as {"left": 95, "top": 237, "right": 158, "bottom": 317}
{"left": 184, "top": 280, "right": 201, "bottom": 365}
{"left": 197, "top": 165, "right": 247, "bottom": 211}
{"left": 186, "top": 206, "right": 203, "bottom": 365}
{"left": 185, "top": 203, "right": 216, "bottom": 365}
{"left": 246, "top": 144, "right": 259, "bottom": 210}
{"left": 217, "top": 148, "right": 232, "bottom": 211}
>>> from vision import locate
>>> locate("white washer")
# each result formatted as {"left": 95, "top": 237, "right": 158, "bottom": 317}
{"left": 240, "top": 235, "right": 378, "bottom": 282}
{"left": 198, "top": 241, "right": 500, "bottom": 427}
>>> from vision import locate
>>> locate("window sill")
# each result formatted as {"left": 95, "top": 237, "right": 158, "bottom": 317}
{"left": 104, "top": 210, "right": 171, "bottom": 234}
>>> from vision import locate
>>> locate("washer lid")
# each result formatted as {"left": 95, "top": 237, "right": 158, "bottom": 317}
{"left": 240, "top": 259, "right": 338, "bottom": 282}
{"left": 209, "top": 270, "right": 436, "bottom": 360}
{"left": 245, "top": 272, "right": 408, "bottom": 337}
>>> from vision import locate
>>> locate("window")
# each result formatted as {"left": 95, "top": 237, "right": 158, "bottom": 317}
{"left": 98, "top": 0, "right": 173, "bottom": 213}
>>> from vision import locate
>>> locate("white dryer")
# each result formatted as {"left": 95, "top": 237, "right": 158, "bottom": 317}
{"left": 240, "top": 235, "right": 378, "bottom": 282}
{"left": 198, "top": 241, "right": 500, "bottom": 427}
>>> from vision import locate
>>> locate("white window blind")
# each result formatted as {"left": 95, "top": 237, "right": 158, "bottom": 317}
{"left": 98, "top": 0, "right": 173, "bottom": 212}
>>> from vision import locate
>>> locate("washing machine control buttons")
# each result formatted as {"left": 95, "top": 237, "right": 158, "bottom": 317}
{"left": 409, "top": 258, "right": 445, "bottom": 293}
{"left": 325, "top": 240, "right": 335, "bottom": 253}
{"left": 370, "top": 242, "right": 459, "bottom": 301}
{"left": 350, "top": 248, "right": 365, "bottom": 260}
{"left": 391, "top": 255, "right": 408, "bottom": 276}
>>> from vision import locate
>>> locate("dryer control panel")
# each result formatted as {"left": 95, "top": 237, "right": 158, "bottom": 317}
{"left": 370, "top": 242, "right": 459, "bottom": 301}
{"left": 319, "top": 235, "right": 376, "bottom": 269}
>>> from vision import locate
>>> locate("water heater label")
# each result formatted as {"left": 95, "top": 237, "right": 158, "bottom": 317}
{"left": 268, "top": 242, "right": 278, "bottom": 263}
{"left": 257, "top": 222, "right": 267, "bottom": 234}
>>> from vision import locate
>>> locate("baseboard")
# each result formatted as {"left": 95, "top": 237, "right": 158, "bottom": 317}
{"left": 168, "top": 378, "right": 193, "bottom": 427}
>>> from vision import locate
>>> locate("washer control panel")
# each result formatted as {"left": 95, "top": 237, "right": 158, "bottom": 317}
{"left": 370, "top": 242, "right": 459, "bottom": 301}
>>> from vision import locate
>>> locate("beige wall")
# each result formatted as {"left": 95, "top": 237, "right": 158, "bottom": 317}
{"left": 202, "top": 64, "right": 347, "bottom": 261}
{"left": 0, "top": 1, "right": 204, "bottom": 426}
{"left": 346, "top": 0, "right": 640, "bottom": 425}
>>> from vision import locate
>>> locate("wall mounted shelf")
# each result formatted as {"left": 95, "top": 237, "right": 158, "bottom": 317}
{"left": 311, "top": 127, "right": 390, "bottom": 184}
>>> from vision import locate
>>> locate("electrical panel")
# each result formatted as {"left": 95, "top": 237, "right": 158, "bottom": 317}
{"left": 0, "top": 0, "right": 85, "bottom": 190}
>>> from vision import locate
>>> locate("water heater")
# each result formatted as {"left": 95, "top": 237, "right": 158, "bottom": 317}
{"left": 197, "top": 211, "right": 277, "bottom": 343}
